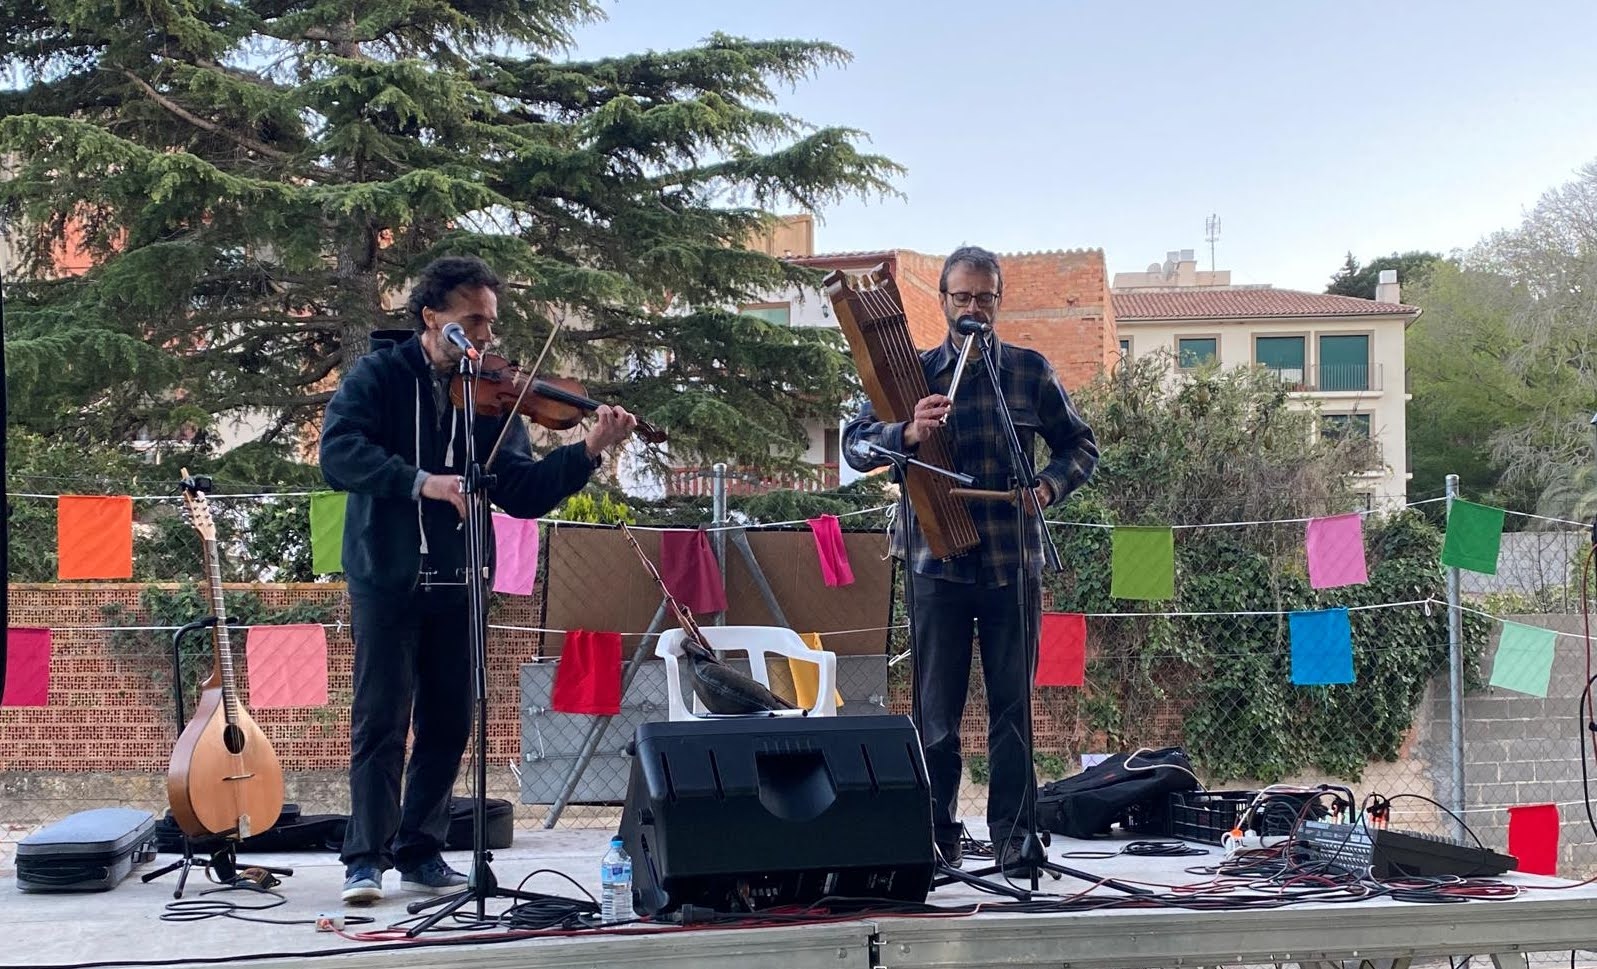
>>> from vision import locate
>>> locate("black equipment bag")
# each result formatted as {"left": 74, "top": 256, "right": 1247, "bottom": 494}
{"left": 154, "top": 797, "right": 513, "bottom": 855}
{"left": 1036, "top": 746, "right": 1200, "bottom": 839}
{"left": 18, "top": 808, "right": 159, "bottom": 892}
{"left": 154, "top": 803, "right": 349, "bottom": 855}
{"left": 445, "top": 796, "right": 514, "bottom": 851}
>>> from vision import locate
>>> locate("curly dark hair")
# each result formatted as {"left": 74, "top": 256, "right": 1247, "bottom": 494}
{"left": 938, "top": 245, "right": 1004, "bottom": 294}
{"left": 407, "top": 256, "right": 502, "bottom": 331}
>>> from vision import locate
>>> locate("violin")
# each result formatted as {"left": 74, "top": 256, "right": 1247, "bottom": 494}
{"left": 450, "top": 352, "right": 668, "bottom": 445}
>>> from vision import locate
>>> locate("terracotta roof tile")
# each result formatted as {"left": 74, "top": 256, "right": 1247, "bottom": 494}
{"left": 1113, "top": 288, "right": 1418, "bottom": 321}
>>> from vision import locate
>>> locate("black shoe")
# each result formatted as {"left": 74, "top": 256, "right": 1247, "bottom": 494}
{"left": 935, "top": 837, "right": 963, "bottom": 867}
{"left": 1000, "top": 838, "right": 1041, "bottom": 876}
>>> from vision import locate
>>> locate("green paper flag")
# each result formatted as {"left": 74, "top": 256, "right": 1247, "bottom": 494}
{"left": 1440, "top": 499, "right": 1504, "bottom": 574}
{"left": 310, "top": 491, "right": 347, "bottom": 575}
{"left": 1110, "top": 526, "right": 1174, "bottom": 600}
{"left": 1488, "top": 621, "right": 1557, "bottom": 698}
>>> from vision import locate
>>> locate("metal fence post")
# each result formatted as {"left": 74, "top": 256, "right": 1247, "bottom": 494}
{"left": 1445, "top": 472, "right": 1466, "bottom": 840}
{"left": 711, "top": 461, "right": 728, "bottom": 626}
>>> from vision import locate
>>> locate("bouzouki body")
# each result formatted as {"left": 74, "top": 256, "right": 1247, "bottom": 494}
{"left": 166, "top": 471, "right": 285, "bottom": 840}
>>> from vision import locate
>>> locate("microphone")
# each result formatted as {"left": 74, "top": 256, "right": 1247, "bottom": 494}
{"left": 441, "top": 322, "right": 479, "bottom": 360}
{"left": 848, "top": 438, "right": 873, "bottom": 461}
{"left": 955, "top": 314, "right": 991, "bottom": 335}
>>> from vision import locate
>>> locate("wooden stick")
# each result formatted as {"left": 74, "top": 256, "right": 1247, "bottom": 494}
{"left": 950, "top": 487, "right": 1020, "bottom": 504}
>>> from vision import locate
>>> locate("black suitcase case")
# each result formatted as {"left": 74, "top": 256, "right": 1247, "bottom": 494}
{"left": 446, "top": 796, "right": 514, "bottom": 850}
{"left": 17, "top": 808, "right": 159, "bottom": 892}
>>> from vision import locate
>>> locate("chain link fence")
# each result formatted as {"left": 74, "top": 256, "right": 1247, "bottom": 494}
{"left": 3, "top": 473, "right": 1595, "bottom": 879}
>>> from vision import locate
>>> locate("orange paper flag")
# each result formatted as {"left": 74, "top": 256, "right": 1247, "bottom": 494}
{"left": 58, "top": 496, "right": 134, "bottom": 579}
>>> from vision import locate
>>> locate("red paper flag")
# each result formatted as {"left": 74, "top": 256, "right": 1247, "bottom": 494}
{"left": 3, "top": 628, "right": 52, "bottom": 707}
{"left": 245, "top": 624, "right": 329, "bottom": 708}
{"left": 1508, "top": 803, "right": 1559, "bottom": 876}
{"left": 658, "top": 529, "right": 727, "bottom": 614}
{"left": 551, "top": 630, "right": 622, "bottom": 715}
{"left": 806, "top": 515, "right": 855, "bottom": 587}
{"left": 1036, "top": 613, "right": 1087, "bottom": 687}
{"left": 57, "top": 496, "right": 134, "bottom": 579}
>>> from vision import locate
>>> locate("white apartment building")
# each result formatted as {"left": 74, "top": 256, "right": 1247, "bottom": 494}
{"left": 1113, "top": 250, "right": 1419, "bottom": 508}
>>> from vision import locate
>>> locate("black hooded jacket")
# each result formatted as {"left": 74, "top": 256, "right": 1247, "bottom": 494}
{"left": 319, "top": 329, "right": 596, "bottom": 595}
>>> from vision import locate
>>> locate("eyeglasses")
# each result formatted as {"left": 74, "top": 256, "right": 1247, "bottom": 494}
{"left": 943, "top": 291, "right": 1001, "bottom": 308}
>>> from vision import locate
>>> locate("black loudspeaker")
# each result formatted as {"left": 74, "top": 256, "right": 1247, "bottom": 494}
{"left": 619, "top": 714, "right": 935, "bottom": 916}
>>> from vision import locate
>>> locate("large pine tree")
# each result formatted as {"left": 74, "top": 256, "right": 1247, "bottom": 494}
{"left": 1, "top": 1, "right": 899, "bottom": 475}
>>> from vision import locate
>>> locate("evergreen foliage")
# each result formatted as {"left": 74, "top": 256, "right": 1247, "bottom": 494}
{"left": 2, "top": 2, "right": 900, "bottom": 475}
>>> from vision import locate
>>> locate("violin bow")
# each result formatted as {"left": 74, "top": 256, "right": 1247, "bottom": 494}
{"left": 484, "top": 314, "right": 566, "bottom": 471}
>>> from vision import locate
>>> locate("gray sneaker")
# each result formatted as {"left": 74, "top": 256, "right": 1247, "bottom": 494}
{"left": 399, "top": 856, "right": 467, "bottom": 895}
{"left": 341, "top": 865, "right": 383, "bottom": 904}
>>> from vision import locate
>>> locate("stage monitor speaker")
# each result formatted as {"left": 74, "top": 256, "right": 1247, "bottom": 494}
{"left": 619, "top": 714, "right": 934, "bottom": 916}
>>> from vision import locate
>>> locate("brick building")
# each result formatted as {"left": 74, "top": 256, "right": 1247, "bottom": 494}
{"left": 649, "top": 242, "right": 1118, "bottom": 497}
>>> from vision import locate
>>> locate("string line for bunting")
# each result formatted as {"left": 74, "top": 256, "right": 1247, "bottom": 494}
{"left": 28, "top": 598, "right": 1578, "bottom": 639}
{"left": 12, "top": 488, "right": 1596, "bottom": 531}
{"left": 1041, "top": 495, "right": 1451, "bottom": 531}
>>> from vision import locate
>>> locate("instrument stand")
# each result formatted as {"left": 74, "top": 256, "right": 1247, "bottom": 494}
{"left": 944, "top": 325, "right": 1151, "bottom": 900}
{"left": 142, "top": 616, "right": 293, "bottom": 898}
{"left": 407, "top": 352, "right": 551, "bottom": 935}
{"left": 856, "top": 440, "right": 1026, "bottom": 901}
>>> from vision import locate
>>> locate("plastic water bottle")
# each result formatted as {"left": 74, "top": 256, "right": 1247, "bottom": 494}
{"left": 600, "top": 836, "right": 634, "bottom": 923}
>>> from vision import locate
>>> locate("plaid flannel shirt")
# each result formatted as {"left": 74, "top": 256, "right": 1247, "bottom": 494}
{"left": 843, "top": 336, "right": 1098, "bottom": 587}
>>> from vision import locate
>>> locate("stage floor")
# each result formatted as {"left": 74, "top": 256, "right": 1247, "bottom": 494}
{"left": 7, "top": 823, "right": 1597, "bottom": 969}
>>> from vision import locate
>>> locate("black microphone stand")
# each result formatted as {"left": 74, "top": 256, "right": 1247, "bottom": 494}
{"left": 856, "top": 439, "right": 1030, "bottom": 902}
{"left": 406, "top": 349, "right": 553, "bottom": 934}
{"left": 938, "top": 321, "right": 1153, "bottom": 900}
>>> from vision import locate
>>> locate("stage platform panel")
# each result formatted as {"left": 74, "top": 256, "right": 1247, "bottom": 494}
{"left": 7, "top": 823, "right": 1597, "bottom": 969}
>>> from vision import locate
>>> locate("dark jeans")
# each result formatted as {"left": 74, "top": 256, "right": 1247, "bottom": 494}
{"left": 910, "top": 571, "right": 1041, "bottom": 848}
{"left": 341, "top": 585, "right": 475, "bottom": 872}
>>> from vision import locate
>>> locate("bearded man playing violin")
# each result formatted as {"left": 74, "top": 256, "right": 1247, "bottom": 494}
{"left": 320, "top": 255, "right": 636, "bottom": 904}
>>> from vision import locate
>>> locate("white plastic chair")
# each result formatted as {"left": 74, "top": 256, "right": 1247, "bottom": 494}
{"left": 655, "top": 625, "right": 839, "bottom": 721}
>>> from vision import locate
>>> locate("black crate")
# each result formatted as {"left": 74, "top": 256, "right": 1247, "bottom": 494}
{"left": 1127, "top": 790, "right": 1318, "bottom": 845}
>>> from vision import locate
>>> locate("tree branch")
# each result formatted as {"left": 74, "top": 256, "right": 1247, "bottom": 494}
{"left": 121, "top": 71, "right": 291, "bottom": 161}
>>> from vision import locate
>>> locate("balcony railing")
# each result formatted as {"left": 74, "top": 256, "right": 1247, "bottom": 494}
{"left": 1262, "top": 363, "right": 1383, "bottom": 393}
{"left": 664, "top": 463, "right": 841, "bottom": 498}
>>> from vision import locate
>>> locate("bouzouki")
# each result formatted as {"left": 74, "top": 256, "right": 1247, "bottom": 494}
{"left": 166, "top": 470, "right": 284, "bottom": 840}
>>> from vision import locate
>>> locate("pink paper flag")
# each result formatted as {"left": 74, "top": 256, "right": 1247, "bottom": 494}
{"left": 3, "top": 628, "right": 52, "bottom": 707}
{"left": 244, "top": 624, "right": 328, "bottom": 708}
{"left": 492, "top": 513, "right": 540, "bottom": 595}
{"left": 1306, "top": 513, "right": 1368, "bottom": 590}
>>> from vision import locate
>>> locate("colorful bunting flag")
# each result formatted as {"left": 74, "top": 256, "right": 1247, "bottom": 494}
{"left": 2, "top": 628, "right": 52, "bottom": 707}
{"left": 309, "top": 491, "right": 347, "bottom": 575}
{"left": 806, "top": 515, "right": 855, "bottom": 587}
{"left": 57, "top": 496, "right": 133, "bottom": 580}
{"left": 1508, "top": 803, "right": 1559, "bottom": 876}
{"left": 491, "top": 513, "right": 541, "bottom": 595}
{"left": 244, "top": 624, "right": 329, "bottom": 708}
{"left": 1440, "top": 499, "right": 1504, "bottom": 575}
{"left": 1305, "top": 513, "right": 1368, "bottom": 589}
{"left": 1110, "top": 526, "right": 1174, "bottom": 601}
{"left": 658, "top": 529, "right": 727, "bottom": 614}
{"left": 1488, "top": 621, "right": 1557, "bottom": 697}
{"left": 1036, "top": 613, "right": 1087, "bottom": 687}
{"left": 551, "top": 630, "right": 622, "bottom": 715}
{"left": 1289, "top": 607, "right": 1354, "bottom": 685}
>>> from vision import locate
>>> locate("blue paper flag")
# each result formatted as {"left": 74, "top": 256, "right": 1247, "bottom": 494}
{"left": 1289, "top": 607, "right": 1354, "bottom": 685}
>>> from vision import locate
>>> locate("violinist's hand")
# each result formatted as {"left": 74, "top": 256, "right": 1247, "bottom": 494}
{"left": 420, "top": 473, "right": 468, "bottom": 520}
{"left": 584, "top": 405, "right": 637, "bottom": 459}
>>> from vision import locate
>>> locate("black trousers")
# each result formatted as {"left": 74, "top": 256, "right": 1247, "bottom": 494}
{"left": 341, "top": 585, "right": 475, "bottom": 872}
{"left": 910, "top": 571, "right": 1041, "bottom": 847}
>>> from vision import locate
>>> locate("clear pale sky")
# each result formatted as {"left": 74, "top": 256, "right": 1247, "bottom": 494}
{"left": 566, "top": 0, "right": 1597, "bottom": 292}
